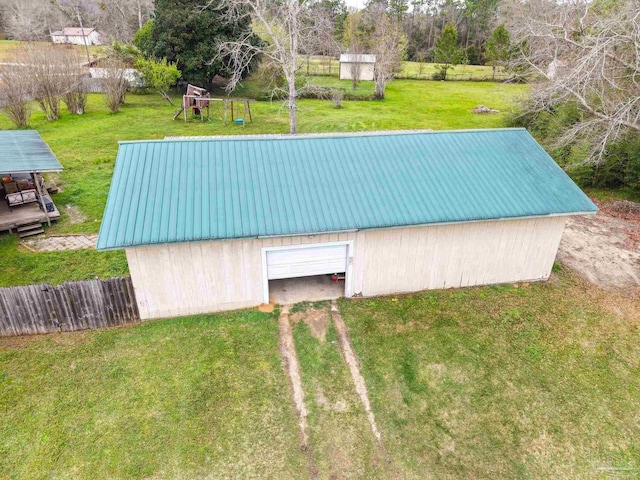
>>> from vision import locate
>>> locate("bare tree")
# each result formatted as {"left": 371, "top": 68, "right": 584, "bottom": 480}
{"left": 0, "top": 58, "right": 32, "bottom": 127}
{"left": 505, "top": 0, "right": 640, "bottom": 162}
{"left": 214, "top": 0, "right": 337, "bottom": 134}
{"left": 101, "top": 57, "right": 129, "bottom": 113}
{"left": 59, "top": 50, "right": 89, "bottom": 114}
{"left": 22, "top": 45, "right": 75, "bottom": 120}
{"left": 349, "top": 58, "right": 363, "bottom": 90}
{"left": 342, "top": 8, "right": 366, "bottom": 89}
{"left": 0, "top": 0, "right": 59, "bottom": 40}
{"left": 367, "top": 7, "right": 406, "bottom": 99}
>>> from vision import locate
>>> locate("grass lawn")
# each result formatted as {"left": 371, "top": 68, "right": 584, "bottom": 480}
{"left": 0, "top": 80, "right": 527, "bottom": 287}
{"left": 1, "top": 268, "right": 638, "bottom": 478}
{"left": 0, "top": 309, "right": 306, "bottom": 479}
{"left": 339, "top": 267, "right": 640, "bottom": 478}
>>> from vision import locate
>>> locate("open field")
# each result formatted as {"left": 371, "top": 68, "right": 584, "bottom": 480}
{"left": 0, "top": 39, "right": 102, "bottom": 62}
{"left": 0, "top": 80, "right": 527, "bottom": 287}
{"left": 1, "top": 267, "right": 638, "bottom": 478}
{"left": 299, "top": 55, "right": 505, "bottom": 80}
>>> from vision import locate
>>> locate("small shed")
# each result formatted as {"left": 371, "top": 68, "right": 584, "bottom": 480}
{"left": 339, "top": 54, "right": 376, "bottom": 81}
{"left": 97, "top": 129, "right": 597, "bottom": 320}
{"left": 0, "top": 131, "right": 63, "bottom": 236}
{"left": 51, "top": 28, "right": 102, "bottom": 46}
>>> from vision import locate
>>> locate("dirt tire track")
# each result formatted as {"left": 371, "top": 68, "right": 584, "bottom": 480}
{"left": 278, "top": 306, "right": 318, "bottom": 479}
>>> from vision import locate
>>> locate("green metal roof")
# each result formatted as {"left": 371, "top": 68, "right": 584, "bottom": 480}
{"left": 0, "top": 130, "right": 63, "bottom": 173}
{"left": 97, "top": 129, "right": 597, "bottom": 250}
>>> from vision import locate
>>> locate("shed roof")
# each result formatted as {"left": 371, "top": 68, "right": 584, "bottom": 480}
{"left": 0, "top": 131, "right": 63, "bottom": 173}
{"left": 97, "top": 129, "right": 597, "bottom": 250}
{"left": 339, "top": 53, "right": 376, "bottom": 63}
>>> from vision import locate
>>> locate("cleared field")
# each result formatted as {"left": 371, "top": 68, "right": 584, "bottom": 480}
{"left": 298, "top": 54, "right": 505, "bottom": 80}
{"left": 0, "top": 39, "right": 102, "bottom": 62}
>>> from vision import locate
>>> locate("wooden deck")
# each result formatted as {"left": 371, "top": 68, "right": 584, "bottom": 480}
{"left": 0, "top": 200, "right": 60, "bottom": 233}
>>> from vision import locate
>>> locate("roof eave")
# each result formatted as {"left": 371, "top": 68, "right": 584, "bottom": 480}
{"left": 96, "top": 210, "right": 596, "bottom": 252}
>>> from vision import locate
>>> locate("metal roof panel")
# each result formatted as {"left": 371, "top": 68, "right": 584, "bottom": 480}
{"left": 0, "top": 131, "right": 63, "bottom": 173}
{"left": 97, "top": 129, "right": 598, "bottom": 250}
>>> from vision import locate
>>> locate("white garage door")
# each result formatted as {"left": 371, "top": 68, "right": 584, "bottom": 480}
{"left": 266, "top": 244, "right": 348, "bottom": 280}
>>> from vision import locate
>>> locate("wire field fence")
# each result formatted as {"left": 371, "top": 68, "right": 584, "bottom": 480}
{"left": 299, "top": 60, "right": 513, "bottom": 82}
{"left": 0, "top": 277, "right": 140, "bottom": 337}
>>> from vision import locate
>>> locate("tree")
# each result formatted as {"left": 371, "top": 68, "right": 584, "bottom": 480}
{"left": 133, "top": 19, "right": 153, "bottom": 54}
{"left": 148, "top": 0, "right": 257, "bottom": 85}
{"left": 0, "top": 0, "right": 56, "bottom": 40}
{"left": 135, "top": 57, "right": 181, "bottom": 104}
{"left": 0, "top": 52, "right": 32, "bottom": 127}
{"left": 342, "top": 10, "right": 366, "bottom": 90}
{"left": 484, "top": 24, "right": 511, "bottom": 79}
{"left": 215, "top": 0, "right": 337, "bottom": 133}
{"left": 505, "top": 0, "right": 640, "bottom": 163}
{"left": 433, "top": 21, "right": 462, "bottom": 80}
{"left": 367, "top": 7, "right": 407, "bottom": 99}
{"left": 101, "top": 58, "right": 129, "bottom": 113}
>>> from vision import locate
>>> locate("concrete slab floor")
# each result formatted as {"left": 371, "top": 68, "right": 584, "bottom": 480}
{"left": 269, "top": 274, "right": 345, "bottom": 304}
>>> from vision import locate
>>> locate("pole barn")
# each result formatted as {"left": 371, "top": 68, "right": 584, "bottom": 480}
{"left": 97, "top": 130, "right": 597, "bottom": 320}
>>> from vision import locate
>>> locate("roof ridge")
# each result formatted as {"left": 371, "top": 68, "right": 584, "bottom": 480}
{"left": 118, "top": 128, "right": 527, "bottom": 145}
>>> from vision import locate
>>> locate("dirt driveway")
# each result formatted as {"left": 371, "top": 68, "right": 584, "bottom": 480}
{"left": 557, "top": 199, "right": 640, "bottom": 291}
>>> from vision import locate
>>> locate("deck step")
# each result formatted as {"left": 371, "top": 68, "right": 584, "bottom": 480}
{"left": 17, "top": 222, "right": 44, "bottom": 233}
{"left": 18, "top": 228, "right": 45, "bottom": 238}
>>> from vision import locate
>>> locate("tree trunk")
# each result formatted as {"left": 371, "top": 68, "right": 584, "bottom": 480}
{"left": 160, "top": 91, "right": 174, "bottom": 105}
{"left": 136, "top": 0, "right": 143, "bottom": 29}
{"left": 76, "top": 8, "right": 91, "bottom": 65}
{"left": 288, "top": 81, "right": 297, "bottom": 134}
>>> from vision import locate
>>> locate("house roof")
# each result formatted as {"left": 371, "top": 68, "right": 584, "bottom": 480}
{"left": 0, "top": 131, "right": 63, "bottom": 174}
{"left": 61, "top": 27, "right": 95, "bottom": 36}
{"left": 96, "top": 129, "right": 597, "bottom": 251}
{"left": 340, "top": 53, "right": 376, "bottom": 63}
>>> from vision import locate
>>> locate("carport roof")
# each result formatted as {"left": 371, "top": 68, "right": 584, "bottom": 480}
{"left": 0, "top": 130, "right": 63, "bottom": 173}
{"left": 97, "top": 128, "right": 597, "bottom": 250}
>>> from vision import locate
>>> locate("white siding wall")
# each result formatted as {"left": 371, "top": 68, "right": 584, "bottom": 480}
{"left": 126, "top": 217, "right": 568, "bottom": 320}
{"left": 339, "top": 62, "right": 375, "bottom": 81}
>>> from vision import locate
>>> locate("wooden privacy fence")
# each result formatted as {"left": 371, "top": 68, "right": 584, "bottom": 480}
{"left": 0, "top": 277, "right": 140, "bottom": 336}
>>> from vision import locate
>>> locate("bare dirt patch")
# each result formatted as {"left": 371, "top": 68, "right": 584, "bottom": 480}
{"left": 64, "top": 204, "right": 88, "bottom": 224}
{"left": 290, "top": 308, "right": 330, "bottom": 343}
{"left": 557, "top": 202, "right": 640, "bottom": 291}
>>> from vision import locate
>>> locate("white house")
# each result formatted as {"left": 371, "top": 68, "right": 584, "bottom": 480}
{"left": 96, "top": 129, "right": 597, "bottom": 320}
{"left": 339, "top": 53, "right": 376, "bottom": 81}
{"left": 51, "top": 28, "right": 102, "bottom": 46}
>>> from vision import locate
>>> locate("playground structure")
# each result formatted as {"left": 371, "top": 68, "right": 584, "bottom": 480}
{"left": 174, "top": 84, "right": 254, "bottom": 126}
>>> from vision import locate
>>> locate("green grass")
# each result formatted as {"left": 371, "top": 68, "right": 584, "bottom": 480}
{"left": 0, "top": 235, "right": 128, "bottom": 287}
{"left": 0, "top": 80, "right": 526, "bottom": 286}
{"left": 584, "top": 187, "right": 640, "bottom": 203}
{"left": 1, "top": 268, "right": 637, "bottom": 478}
{"left": 291, "top": 302, "right": 393, "bottom": 477}
{"left": 338, "top": 267, "right": 640, "bottom": 478}
{"left": 0, "top": 309, "right": 306, "bottom": 479}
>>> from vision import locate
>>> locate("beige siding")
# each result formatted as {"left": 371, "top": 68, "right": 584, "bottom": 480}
{"left": 355, "top": 216, "right": 567, "bottom": 297}
{"left": 126, "top": 216, "right": 568, "bottom": 319}
{"left": 126, "top": 232, "right": 356, "bottom": 319}
{"left": 339, "top": 62, "right": 375, "bottom": 81}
